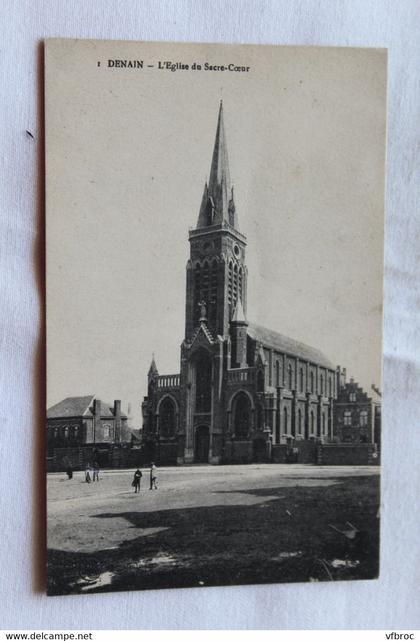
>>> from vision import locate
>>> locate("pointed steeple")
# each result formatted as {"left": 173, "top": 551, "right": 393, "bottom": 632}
{"left": 196, "top": 101, "right": 238, "bottom": 229}
{"left": 231, "top": 298, "right": 247, "bottom": 324}
{"left": 148, "top": 354, "right": 158, "bottom": 379}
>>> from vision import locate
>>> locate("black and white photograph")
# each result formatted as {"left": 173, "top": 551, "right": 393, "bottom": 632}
{"left": 45, "top": 39, "right": 386, "bottom": 596}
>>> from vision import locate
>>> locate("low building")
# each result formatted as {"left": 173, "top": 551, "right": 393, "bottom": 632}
{"left": 333, "top": 375, "right": 381, "bottom": 444}
{"left": 47, "top": 395, "right": 130, "bottom": 453}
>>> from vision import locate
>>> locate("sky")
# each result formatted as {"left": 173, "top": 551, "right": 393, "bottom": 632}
{"left": 46, "top": 41, "right": 386, "bottom": 425}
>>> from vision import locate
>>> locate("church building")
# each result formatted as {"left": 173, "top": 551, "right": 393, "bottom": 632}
{"left": 142, "top": 102, "right": 340, "bottom": 465}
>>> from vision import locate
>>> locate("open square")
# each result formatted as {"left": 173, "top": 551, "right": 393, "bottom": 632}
{"left": 47, "top": 464, "right": 380, "bottom": 595}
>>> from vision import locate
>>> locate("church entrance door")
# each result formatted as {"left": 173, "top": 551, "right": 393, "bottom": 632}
{"left": 195, "top": 425, "right": 210, "bottom": 463}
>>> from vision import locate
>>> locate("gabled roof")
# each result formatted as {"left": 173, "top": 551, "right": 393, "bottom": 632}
{"left": 189, "top": 321, "right": 215, "bottom": 348}
{"left": 47, "top": 396, "right": 127, "bottom": 419}
{"left": 247, "top": 323, "right": 334, "bottom": 370}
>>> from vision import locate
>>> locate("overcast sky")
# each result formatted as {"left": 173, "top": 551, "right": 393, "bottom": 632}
{"left": 46, "top": 41, "right": 386, "bottom": 425}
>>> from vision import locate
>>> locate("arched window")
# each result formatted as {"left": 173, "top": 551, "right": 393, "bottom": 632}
{"left": 328, "top": 377, "right": 332, "bottom": 397}
{"left": 195, "top": 351, "right": 212, "bottom": 412}
{"left": 73, "top": 425, "right": 79, "bottom": 439}
{"left": 283, "top": 406, "right": 288, "bottom": 434}
{"left": 233, "top": 263, "right": 238, "bottom": 307}
{"left": 299, "top": 368, "right": 304, "bottom": 392}
{"left": 322, "top": 413, "right": 326, "bottom": 435}
{"left": 202, "top": 261, "right": 210, "bottom": 302}
{"left": 276, "top": 361, "right": 280, "bottom": 386}
{"left": 64, "top": 426, "right": 69, "bottom": 439}
{"left": 288, "top": 363, "right": 293, "bottom": 390}
{"left": 359, "top": 410, "right": 368, "bottom": 427}
{"left": 238, "top": 267, "right": 243, "bottom": 303}
{"left": 298, "top": 408, "right": 303, "bottom": 435}
{"left": 53, "top": 427, "right": 58, "bottom": 439}
{"left": 233, "top": 393, "right": 251, "bottom": 439}
{"left": 209, "top": 259, "right": 218, "bottom": 327}
{"left": 291, "top": 411, "right": 296, "bottom": 437}
{"left": 228, "top": 261, "right": 233, "bottom": 310}
{"left": 310, "top": 411, "right": 315, "bottom": 435}
{"left": 194, "top": 263, "right": 202, "bottom": 323}
{"left": 320, "top": 374, "right": 324, "bottom": 395}
{"left": 310, "top": 371, "right": 314, "bottom": 394}
{"left": 159, "top": 397, "right": 177, "bottom": 438}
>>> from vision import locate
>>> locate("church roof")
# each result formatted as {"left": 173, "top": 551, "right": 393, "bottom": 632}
{"left": 47, "top": 396, "right": 127, "bottom": 419}
{"left": 247, "top": 323, "right": 335, "bottom": 370}
{"left": 196, "top": 101, "right": 238, "bottom": 229}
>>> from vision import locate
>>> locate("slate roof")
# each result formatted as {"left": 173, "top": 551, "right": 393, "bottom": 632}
{"left": 47, "top": 396, "right": 127, "bottom": 419}
{"left": 247, "top": 322, "right": 335, "bottom": 370}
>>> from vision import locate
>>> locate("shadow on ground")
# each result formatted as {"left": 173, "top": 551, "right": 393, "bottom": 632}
{"left": 48, "top": 475, "right": 379, "bottom": 595}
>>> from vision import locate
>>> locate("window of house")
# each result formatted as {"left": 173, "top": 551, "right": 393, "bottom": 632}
{"left": 328, "top": 377, "right": 332, "bottom": 397}
{"left": 54, "top": 427, "right": 58, "bottom": 439}
{"left": 300, "top": 368, "right": 304, "bottom": 392}
{"left": 103, "top": 425, "right": 110, "bottom": 439}
{"left": 288, "top": 363, "right": 293, "bottom": 390}
{"left": 64, "top": 426, "right": 69, "bottom": 438}
{"left": 349, "top": 392, "right": 356, "bottom": 402}
{"left": 359, "top": 410, "right": 368, "bottom": 427}
{"left": 344, "top": 411, "right": 352, "bottom": 426}
{"left": 74, "top": 425, "right": 79, "bottom": 439}
{"left": 276, "top": 361, "right": 280, "bottom": 386}
{"left": 283, "top": 406, "right": 288, "bottom": 434}
{"left": 320, "top": 374, "right": 324, "bottom": 395}
{"left": 310, "top": 371, "right": 314, "bottom": 394}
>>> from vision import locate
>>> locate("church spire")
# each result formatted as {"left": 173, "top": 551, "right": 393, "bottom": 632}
{"left": 148, "top": 353, "right": 158, "bottom": 379}
{"left": 196, "top": 101, "right": 238, "bottom": 229}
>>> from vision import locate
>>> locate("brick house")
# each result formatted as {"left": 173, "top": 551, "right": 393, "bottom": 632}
{"left": 47, "top": 395, "right": 130, "bottom": 454}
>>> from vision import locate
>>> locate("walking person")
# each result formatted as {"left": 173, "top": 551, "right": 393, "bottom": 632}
{"left": 93, "top": 461, "right": 100, "bottom": 482}
{"left": 85, "top": 462, "right": 92, "bottom": 483}
{"left": 132, "top": 468, "right": 142, "bottom": 493}
{"left": 65, "top": 463, "right": 73, "bottom": 480}
{"left": 149, "top": 462, "right": 158, "bottom": 490}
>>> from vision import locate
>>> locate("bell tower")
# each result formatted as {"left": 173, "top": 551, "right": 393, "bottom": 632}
{"left": 185, "top": 101, "right": 248, "bottom": 340}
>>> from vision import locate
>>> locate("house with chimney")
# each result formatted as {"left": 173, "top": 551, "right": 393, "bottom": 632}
{"left": 47, "top": 395, "right": 130, "bottom": 455}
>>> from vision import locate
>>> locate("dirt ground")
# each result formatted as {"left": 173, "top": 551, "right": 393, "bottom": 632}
{"left": 47, "top": 464, "right": 380, "bottom": 595}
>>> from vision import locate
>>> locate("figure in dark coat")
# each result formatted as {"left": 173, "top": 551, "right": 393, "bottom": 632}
{"left": 133, "top": 468, "right": 142, "bottom": 493}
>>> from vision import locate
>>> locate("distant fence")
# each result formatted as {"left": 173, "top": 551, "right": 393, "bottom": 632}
{"left": 47, "top": 440, "right": 380, "bottom": 471}
{"left": 47, "top": 446, "right": 148, "bottom": 472}
{"left": 316, "top": 443, "right": 379, "bottom": 466}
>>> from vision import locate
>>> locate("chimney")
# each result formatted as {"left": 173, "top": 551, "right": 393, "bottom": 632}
{"left": 93, "top": 399, "right": 101, "bottom": 444}
{"left": 114, "top": 400, "right": 122, "bottom": 443}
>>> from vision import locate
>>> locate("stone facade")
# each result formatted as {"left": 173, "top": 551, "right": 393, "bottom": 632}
{"left": 142, "top": 102, "right": 345, "bottom": 465}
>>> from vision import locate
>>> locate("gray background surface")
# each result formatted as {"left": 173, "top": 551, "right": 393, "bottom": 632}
{"left": 0, "top": 0, "right": 419, "bottom": 630}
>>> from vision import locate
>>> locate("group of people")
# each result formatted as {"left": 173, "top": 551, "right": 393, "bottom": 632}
{"left": 85, "top": 462, "right": 100, "bottom": 482}
{"left": 132, "top": 463, "right": 158, "bottom": 493}
{"left": 65, "top": 460, "right": 158, "bottom": 491}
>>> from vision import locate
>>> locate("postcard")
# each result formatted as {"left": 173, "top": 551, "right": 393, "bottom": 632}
{"left": 45, "top": 39, "right": 386, "bottom": 594}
